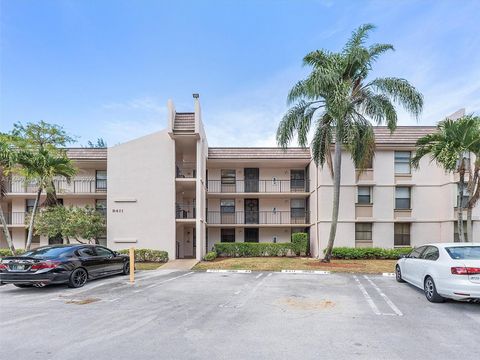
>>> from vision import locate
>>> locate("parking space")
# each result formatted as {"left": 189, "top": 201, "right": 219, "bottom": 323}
{"left": 1, "top": 270, "right": 479, "bottom": 360}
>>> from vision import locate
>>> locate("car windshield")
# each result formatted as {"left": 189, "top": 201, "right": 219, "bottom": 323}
{"left": 445, "top": 246, "right": 480, "bottom": 260}
{"left": 22, "top": 247, "right": 74, "bottom": 259}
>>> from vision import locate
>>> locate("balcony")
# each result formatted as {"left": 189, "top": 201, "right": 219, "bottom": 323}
{"left": 207, "top": 180, "right": 309, "bottom": 193}
{"left": 5, "top": 177, "right": 107, "bottom": 194}
{"left": 3, "top": 212, "right": 25, "bottom": 226}
{"left": 176, "top": 204, "right": 196, "bottom": 219}
{"left": 176, "top": 165, "right": 196, "bottom": 179}
{"left": 207, "top": 211, "right": 310, "bottom": 225}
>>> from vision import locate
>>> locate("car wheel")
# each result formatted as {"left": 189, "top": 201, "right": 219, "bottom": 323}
{"left": 14, "top": 284, "right": 33, "bottom": 288}
{"left": 424, "top": 276, "right": 444, "bottom": 303}
{"left": 122, "top": 262, "right": 130, "bottom": 275}
{"left": 395, "top": 265, "right": 405, "bottom": 283}
{"left": 68, "top": 268, "right": 88, "bottom": 288}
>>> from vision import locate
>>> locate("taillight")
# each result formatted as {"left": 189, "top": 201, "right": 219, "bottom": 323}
{"left": 0, "top": 263, "right": 7, "bottom": 270}
{"left": 31, "top": 261, "right": 61, "bottom": 270}
{"left": 451, "top": 267, "right": 480, "bottom": 275}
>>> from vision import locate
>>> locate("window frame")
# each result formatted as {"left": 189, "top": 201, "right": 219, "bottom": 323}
{"left": 220, "top": 228, "right": 235, "bottom": 243}
{"left": 221, "top": 169, "right": 236, "bottom": 185}
{"left": 395, "top": 186, "right": 411, "bottom": 210}
{"left": 394, "top": 151, "right": 412, "bottom": 174}
{"left": 357, "top": 186, "right": 372, "bottom": 205}
{"left": 290, "top": 198, "right": 306, "bottom": 218}
{"left": 96, "top": 170, "right": 107, "bottom": 191}
{"left": 394, "top": 222, "right": 411, "bottom": 246}
{"left": 355, "top": 223, "right": 373, "bottom": 242}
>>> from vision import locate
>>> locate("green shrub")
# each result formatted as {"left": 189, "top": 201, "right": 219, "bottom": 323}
{"left": 291, "top": 232, "right": 308, "bottom": 256}
{"left": 118, "top": 249, "right": 168, "bottom": 263}
{"left": 328, "top": 247, "right": 412, "bottom": 260}
{"left": 0, "top": 249, "right": 26, "bottom": 258}
{"left": 203, "top": 251, "right": 217, "bottom": 261}
{"left": 214, "top": 242, "right": 295, "bottom": 257}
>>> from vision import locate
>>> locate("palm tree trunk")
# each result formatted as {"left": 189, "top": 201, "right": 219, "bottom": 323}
{"left": 457, "top": 168, "right": 465, "bottom": 243}
{"left": 0, "top": 206, "right": 15, "bottom": 254}
{"left": 26, "top": 187, "right": 42, "bottom": 250}
{"left": 323, "top": 137, "right": 342, "bottom": 263}
{"left": 466, "top": 207, "right": 472, "bottom": 242}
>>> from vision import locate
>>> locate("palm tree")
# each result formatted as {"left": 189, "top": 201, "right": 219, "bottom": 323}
{"left": 412, "top": 115, "right": 480, "bottom": 242}
{"left": 277, "top": 24, "right": 423, "bottom": 262}
{"left": 17, "top": 149, "right": 76, "bottom": 250}
{"left": 0, "top": 136, "right": 16, "bottom": 253}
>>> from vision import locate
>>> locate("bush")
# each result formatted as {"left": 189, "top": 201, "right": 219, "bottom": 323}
{"left": 328, "top": 247, "right": 412, "bottom": 260}
{"left": 214, "top": 242, "right": 295, "bottom": 257}
{"left": 0, "top": 248, "right": 26, "bottom": 258}
{"left": 118, "top": 249, "right": 169, "bottom": 263}
{"left": 203, "top": 251, "right": 217, "bottom": 261}
{"left": 291, "top": 232, "right": 308, "bottom": 256}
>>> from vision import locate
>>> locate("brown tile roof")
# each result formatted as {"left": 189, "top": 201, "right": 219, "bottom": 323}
{"left": 208, "top": 147, "right": 311, "bottom": 160}
{"left": 373, "top": 126, "right": 437, "bottom": 145}
{"left": 174, "top": 112, "right": 195, "bottom": 132}
{"left": 66, "top": 148, "right": 107, "bottom": 160}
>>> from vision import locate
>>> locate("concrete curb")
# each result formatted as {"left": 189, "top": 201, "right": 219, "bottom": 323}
{"left": 206, "top": 269, "right": 251, "bottom": 273}
{"left": 281, "top": 270, "right": 331, "bottom": 274}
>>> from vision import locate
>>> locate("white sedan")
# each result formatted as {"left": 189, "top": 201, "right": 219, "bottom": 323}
{"left": 396, "top": 243, "right": 480, "bottom": 303}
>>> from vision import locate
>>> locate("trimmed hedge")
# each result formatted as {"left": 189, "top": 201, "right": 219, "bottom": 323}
{"left": 118, "top": 249, "right": 168, "bottom": 263}
{"left": 0, "top": 249, "right": 26, "bottom": 258}
{"left": 291, "top": 232, "right": 308, "bottom": 256}
{"left": 329, "top": 247, "right": 412, "bottom": 260}
{"left": 214, "top": 243, "right": 294, "bottom": 257}
{"left": 203, "top": 251, "right": 217, "bottom": 261}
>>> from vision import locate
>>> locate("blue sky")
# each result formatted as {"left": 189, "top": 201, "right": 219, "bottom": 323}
{"left": 1, "top": 0, "right": 479, "bottom": 147}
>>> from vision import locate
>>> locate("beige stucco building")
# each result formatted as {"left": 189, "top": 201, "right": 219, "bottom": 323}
{"left": 1, "top": 96, "right": 479, "bottom": 259}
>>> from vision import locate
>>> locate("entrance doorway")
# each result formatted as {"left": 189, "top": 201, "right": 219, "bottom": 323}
{"left": 244, "top": 199, "right": 259, "bottom": 224}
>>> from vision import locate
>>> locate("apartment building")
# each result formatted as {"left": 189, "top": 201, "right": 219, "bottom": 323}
{"left": 0, "top": 148, "right": 107, "bottom": 249}
{"left": 1, "top": 96, "right": 478, "bottom": 258}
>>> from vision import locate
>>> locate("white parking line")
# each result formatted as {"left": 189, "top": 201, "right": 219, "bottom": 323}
{"left": 255, "top": 273, "right": 264, "bottom": 279}
{"left": 206, "top": 269, "right": 251, "bottom": 273}
{"left": 281, "top": 270, "right": 331, "bottom": 274}
{"left": 353, "top": 275, "right": 381, "bottom": 315}
{"left": 235, "top": 273, "right": 272, "bottom": 309}
{"left": 134, "top": 272, "right": 194, "bottom": 293}
{"left": 364, "top": 275, "right": 403, "bottom": 316}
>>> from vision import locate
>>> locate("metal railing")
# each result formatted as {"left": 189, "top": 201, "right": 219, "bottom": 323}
{"left": 5, "top": 177, "right": 107, "bottom": 194}
{"left": 207, "top": 180, "right": 309, "bottom": 193}
{"left": 4, "top": 212, "right": 26, "bottom": 225}
{"left": 176, "top": 204, "right": 196, "bottom": 219}
{"left": 207, "top": 211, "right": 309, "bottom": 225}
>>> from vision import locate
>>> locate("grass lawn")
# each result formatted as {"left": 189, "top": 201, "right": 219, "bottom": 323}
{"left": 135, "top": 262, "right": 164, "bottom": 270}
{"left": 193, "top": 257, "right": 397, "bottom": 274}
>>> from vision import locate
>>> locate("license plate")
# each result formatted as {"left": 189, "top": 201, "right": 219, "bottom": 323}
{"left": 9, "top": 264, "right": 25, "bottom": 271}
{"left": 470, "top": 276, "right": 480, "bottom": 281}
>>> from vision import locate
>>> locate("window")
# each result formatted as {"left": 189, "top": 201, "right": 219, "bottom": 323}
{"left": 96, "top": 170, "right": 107, "bottom": 191}
{"left": 421, "top": 246, "right": 439, "bottom": 261}
{"left": 291, "top": 199, "right": 306, "bottom": 218}
{"left": 95, "top": 246, "right": 114, "bottom": 257}
{"left": 445, "top": 246, "right": 480, "bottom": 260}
{"left": 77, "top": 247, "right": 96, "bottom": 257}
{"left": 96, "top": 199, "right": 107, "bottom": 216}
{"left": 290, "top": 170, "right": 305, "bottom": 191}
{"left": 25, "top": 232, "right": 40, "bottom": 244}
{"left": 394, "top": 223, "right": 411, "bottom": 246}
{"left": 221, "top": 169, "right": 236, "bottom": 184}
{"left": 408, "top": 246, "right": 427, "bottom": 259}
{"left": 221, "top": 229, "right": 235, "bottom": 243}
{"left": 355, "top": 223, "right": 372, "bottom": 243}
{"left": 25, "top": 199, "right": 36, "bottom": 213}
{"left": 357, "top": 186, "right": 372, "bottom": 204}
{"left": 394, "top": 151, "right": 411, "bottom": 174}
{"left": 220, "top": 199, "right": 235, "bottom": 213}
{"left": 457, "top": 184, "right": 469, "bottom": 208}
{"left": 395, "top": 187, "right": 411, "bottom": 209}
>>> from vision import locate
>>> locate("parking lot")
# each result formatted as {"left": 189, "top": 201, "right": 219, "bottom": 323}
{"left": 1, "top": 270, "right": 479, "bottom": 360}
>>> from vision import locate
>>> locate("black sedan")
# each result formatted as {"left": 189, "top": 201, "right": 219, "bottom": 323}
{"left": 0, "top": 244, "right": 130, "bottom": 288}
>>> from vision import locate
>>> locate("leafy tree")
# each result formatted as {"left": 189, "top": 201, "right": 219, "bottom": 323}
{"left": 412, "top": 115, "right": 480, "bottom": 242}
{"left": 276, "top": 24, "right": 423, "bottom": 261}
{"left": 86, "top": 138, "right": 107, "bottom": 148}
{"left": 33, "top": 206, "right": 106, "bottom": 244}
